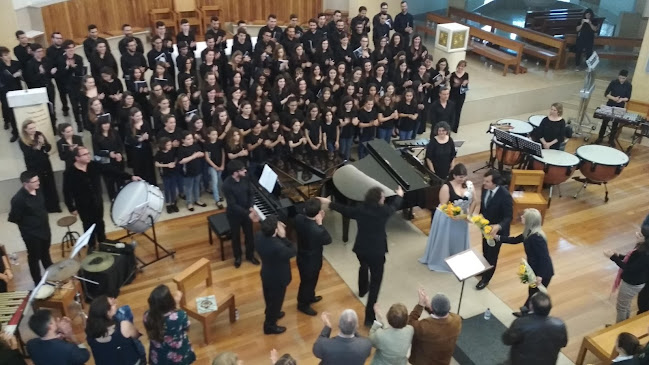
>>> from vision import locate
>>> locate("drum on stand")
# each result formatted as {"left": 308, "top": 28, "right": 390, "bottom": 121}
{"left": 573, "top": 145, "right": 629, "bottom": 202}
{"left": 494, "top": 137, "right": 524, "bottom": 167}
{"left": 528, "top": 115, "right": 545, "bottom": 130}
{"left": 531, "top": 149, "right": 580, "bottom": 206}
{"left": 496, "top": 119, "right": 534, "bottom": 136}
{"left": 111, "top": 181, "right": 164, "bottom": 233}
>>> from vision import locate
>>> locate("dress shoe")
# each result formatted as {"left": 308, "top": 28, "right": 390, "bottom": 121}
{"left": 10, "top": 134, "right": 18, "bottom": 143}
{"left": 475, "top": 280, "right": 488, "bottom": 290}
{"left": 234, "top": 257, "right": 242, "bottom": 268}
{"left": 311, "top": 295, "right": 323, "bottom": 303}
{"left": 171, "top": 204, "right": 179, "bottom": 213}
{"left": 195, "top": 202, "right": 207, "bottom": 207}
{"left": 298, "top": 305, "right": 317, "bottom": 316}
{"left": 248, "top": 257, "right": 260, "bottom": 265}
{"left": 263, "top": 325, "right": 286, "bottom": 335}
{"left": 188, "top": 206, "right": 194, "bottom": 212}
{"left": 216, "top": 202, "right": 224, "bottom": 209}
{"left": 166, "top": 206, "right": 173, "bottom": 214}
{"left": 277, "top": 311, "right": 285, "bottom": 319}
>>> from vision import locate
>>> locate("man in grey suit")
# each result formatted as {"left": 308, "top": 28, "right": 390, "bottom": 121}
{"left": 313, "top": 309, "right": 372, "bottom": 364}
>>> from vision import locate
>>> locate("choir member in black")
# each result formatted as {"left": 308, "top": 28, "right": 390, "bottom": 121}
{"left": 126, "top": 67, "right": 149, "bottom": 118}
{"left": 23, "top": 44, "right": 56, "bottom": 128}
{"left": 321, "top": 109, "right": 339, "bottom": 155}
{"left": 179, "top": 75, "right": 201, "bottom": 107}
{"left": 92, "top": 117, "right": 125, "bottom": 201}
{"left": 250, "top": 84, "right": 268, "bottom": 116}
{"left": 322, "top": 67, "right": 343, "bottom": 102}
{"left": 57, "top": 40, "right": 84, "bottom": 129}
{"left": 318, "top": 185, "right": 404, "bottom": 326}
{"left": 271, "top": 46, "right": 291, "bottom": 80}
{"left": 263, "top": 117, "right": 286, "bottom": 163}
{"left": 351, "top": 6, "right": 371, "bottom": 34}
{"left": 295, "top": 198, "right": 332, "bottom": 316}
{"left": 118, "top": 24, "right": 144, "bottom": 55}
{"left": 254, "top": 30, "right": 273, "bottom": 60}
{"left": 8, "top": 170, "right": 52, "bottom": 285}
{"left": 201, "top": 87, "right": 219, "bottom": 122}
{"left": 204, "top": 127, "right": 225, "bottom": 208}
{"left": 278, "top": 97, "right": 302, "bottom": 132}
{"left": 350, "top": 68, "right": 366, "bottom": 100}
{"left": 396, "top": 88, "right": 419, "bottom": 140}
{"left": 214, "top": 107, "right": 232, "bottom": 141}
{"left": 425, "top": 56, "right": 444, "bottom": 101}
{"left": 373, "top": 13, "right": 391, "bottom": 49}
{"left": 0, "top": 46, "right": 22, "bottom": 142}
{"left": 89, "top": 40, "right": 117, "bottom": 81}
{"left": 203, "top": 71, "right": 225, "bottom": 106}
{"left": 317, "top": 87, "right": 337, "bottom": 114}
{"left": 304, "top": 108, "right": 323, "bottom": 168}
{"left": 56, "top": 123, "right": 83, "bottom": 169}
{"left": 449, "top": 60, "right": 468, "bottom": 132}
{"left": 176, "top": 19, "right": 197, "bottom": 51}
{"left": 85, "top": 96, "right": 106, "bottom": 135}
{"left": 338, "top": 97, "right": 358, "bottom": 161}
{"left": 334, "top": 33, "right": 354, "bottom": 69}
{"left": 430, "top": 87, "right": 456, "bottom": 137}
{"left": 286, "top": 14, "right": 304, "bottom": 38}
{"left": 177, "top": 131, "right": 206, "bottom": 211}
{"left": 126, "top": 108, "right": 157, "bottom": 185}
{"left": 361, "top": 59, "right": 373, "bottom": 80}
{"left": 222, "top": 160, "right": 259, "bottom": 268}
{"left": 392, "top": 61, "right": 411, "bottom": 95}
{"left": 597, "top": 69, "right": 632, "bottom": 146}
{"left": 225, "top": 128, "right": 249, "bottom": 172}
{"left": 120, "top": 37, "right": 148, "bottom": 80}
{"left": 314, "top": 39, "right": 335, "bottom": 71}
{"left": 350, "top": 22, "right": 368, "bottom": 52}
{"left": 394, "top": 1, "right": 414, "bottom": 47}
{"left": 148, "top": 36, "right": 174, "bottom": 86}
{"left": 287, "top": 119, "right": 307, "bottom": 163}
{"left": 19, "top": 120, "right": 60, "bottom": 212}
{"left": 271, "top": 76, "right": 292, "bottom": 114}
{"left": 189, "top": 115, "right": 211, "bottom": 191}
{"left": 118, "top": 92, "right": 140, "bottom": 143}
{"left": 411, "top": 63, "right": 433, "bottom": 128}
{"left": 199, "top": 49, "right": 219, "bottom": 82}
{"left": 425, "top": 121, "right": 456, "bottom": 180}
{"left": 83, "top": 24, "right": 110, "bottom": 61}
{"left": 257, "top": 99, "right": 274, "bottom": 127}
{"left": 80, "top": 75, "right": 100, "bottom": 131}
{"left": 534, "top": 103, "right": 566, "bottom": 150}
{"left": 205, "top": 16, "right": 228, "bottom": 52}
{"left": 152, "top": 62, "right": 176, "bottom": 102}
{"left": 436, "top": 58, "right": 451, "bottom": 85}
{"left": 173, "top": 93, "right": 196, "bottom": 131}
{"left": 328, "top": 19, "right": 347, "bottom": 50}
{"left": 256, "top": 216, "right": 294, "bottom": 334}
{"left": 281, "top": 26, "right": 300, "bottom": 56}
{"left": 231, "top": 30, "right": 253, "bottom": 59}
{"left": 357, "top": 97, "right": 378, "bottom": 159}
{"left": 13, "top": 30, "right": 32, "bottom": 69}
{"left": 372, "top": 2, "right": 393, "bottom": 38}
{"left": 296, "top": 79, "right": 315, "bottom": 111}
{"left": 372, "top": 64, "right": 390, "bottom": 96}
{"left": 244, "top": 122, "right": 265, "bottom": 177}
{"left": 308, "top": 64, "right": 324, "bottom": 97}
{"left": 406, "top": 35, "right": 428, "bottom": 70}
{"left": 46, "top": 32, "right": 67, "bottom": 117}
{"left": 377, "top": 94, "right": 398, "bottom": 143}
{"left": 155, "top": 137, "right": 179, "bottom": 213}
{"left": 234, "top": 101, "right": 255, "bottom": 138}
{"left": 302, "top": 19, "right": 322, "bottom": 56}
{"left": 228, "top": 72, "right": 247, "bottom": 98}
{"left": 98, "top": 67, "right": 124, "bottom": 121}
{"left": 257, "top": 14, "right": 282, "bottom": 42}
{"left": 388, "top": 35, "right": 405, "bottom": 66}
{"left": 229, "top": 52, "right": 251, "bottom": 88}
{"left": 152, "top": 97, "right": 172, "bottom": 133}
{"left": 64, "top": 146, "right": 139, "bottom": 250}
{"left": 175, "top": 42, "right": 196, "bottom": 79}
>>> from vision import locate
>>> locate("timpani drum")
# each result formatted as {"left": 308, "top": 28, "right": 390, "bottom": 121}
{"left": 494, "top": 137, "right": 524, "bottom": 166}
{"left": 528, "top": 115, "right": 545, "bottom": 129}
{"left": 532, "top": 149, "right": 580, "bottom": 185}
{"left": 496, "top": 119, "right": 534, "bottom": 136}
{"left": 111, "top": 181, "right": 164, "bottom": 233}
{"left": 576, "top": 145, "right": 629, "bottom": 183}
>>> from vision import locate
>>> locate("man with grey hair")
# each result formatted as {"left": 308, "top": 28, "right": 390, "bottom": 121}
{"left": 313, "top": 310, "right": 372, "bottom": 364}
{"left": 408, "top": 289, "right": 462, "bottom": 365}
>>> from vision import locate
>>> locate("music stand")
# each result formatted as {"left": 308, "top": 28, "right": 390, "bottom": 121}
{"left": 445, "top": 249, "right": 492, "bottom": 317}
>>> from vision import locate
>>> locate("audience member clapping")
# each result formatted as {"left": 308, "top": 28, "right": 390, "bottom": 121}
{"left": 26, "top": 309, "right": 90, "bottom": 365}
{"left": 312, "top": 309, "right": 371, "bottom": 365}
{"left": 369, "top": 303, "right": 413, "bottom": 365}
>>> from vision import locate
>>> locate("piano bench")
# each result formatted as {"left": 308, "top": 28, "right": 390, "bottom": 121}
{"left": 207, "top": 213, "right": 231, "bottom": 261}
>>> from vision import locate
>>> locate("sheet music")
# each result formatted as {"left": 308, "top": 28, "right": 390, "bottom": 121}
{"left": 445, "top": 250, "right": 486, "bottom": 281}
{"left": 71, "top": 224, "right": 96, "bottom": 258}
{"left": 259, "top": 164, "right": 278, "bottom": 194}
{"left": 155, "top": 53, "right": 167, "bottom": 63}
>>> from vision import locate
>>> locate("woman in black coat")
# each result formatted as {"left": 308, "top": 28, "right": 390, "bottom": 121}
{"left": 497, "top": 208, "right": 554, "bottom": 316}
{"left": 19, "top": 120, "right": 61, "bottom": 212}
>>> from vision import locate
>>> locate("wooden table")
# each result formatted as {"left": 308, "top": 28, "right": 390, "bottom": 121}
{"left": 576, "top": 311, "right": 649, "bottom": 364}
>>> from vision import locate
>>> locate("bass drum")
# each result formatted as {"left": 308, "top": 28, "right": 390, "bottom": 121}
{"left": 531, "top": 149, "right": 580, "bottom": 185}
{"left": 494, "top": 137, "right": 523, "bottom": 166}
{"left": 111, "top": 181, "right": 164, "bottom": 233}
{"left": 576, "top": 145, "right": 629, "bottom": 183}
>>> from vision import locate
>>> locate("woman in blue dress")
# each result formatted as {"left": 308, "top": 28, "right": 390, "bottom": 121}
{"left": 420, "top": 164, "right": 478, "bottom": 272}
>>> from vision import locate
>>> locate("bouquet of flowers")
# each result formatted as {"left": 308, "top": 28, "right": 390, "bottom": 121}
{"left": 470, "top": 214, "right": 496, "bottom": 246}
{"left": 517, "top": 258, "right": 547, "bottom": 293}
{"left": 438, "top": 202, "right": 467, "bottom": 220}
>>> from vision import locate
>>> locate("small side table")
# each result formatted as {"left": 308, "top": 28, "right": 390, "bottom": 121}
{"left": 34, "top": 280, "right": 85, "bottom": 319}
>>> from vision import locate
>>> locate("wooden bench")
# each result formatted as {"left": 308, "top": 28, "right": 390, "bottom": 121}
{"left": 538, "top": 17, "right": 605, "bottom": 36}
{"left": 576, "top": 311, "right": 649, "bottom": 365}
{"left": 525, "top": 8, "right": 584, "bottom": 28}
{"left": 563, "top": 34, "right": 642, "bottom": 65}
{"left": 448, "top": 7, "right": 566, "bottom": 71}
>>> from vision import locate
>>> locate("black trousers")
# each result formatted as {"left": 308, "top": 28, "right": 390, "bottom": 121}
{"left": 54, "top": 78, "right": 69, "bottom": 112}
{"left": 575, "top": 43, "right": 593, "bottom": 67}
{"left": 297, "top": 256, "right": 322, "bottom": 307}
{"left": 597, "top": 118, "right": 619, "bottom": 144}
{"left": 262, "top": 283, "right": 287, "bottom": 327}
{"left": 357, "top": 253, "right": 385, "bottom": 324}
{"left": 66, "top": 85, "right": 82, "bottom": 127}
{"left": 23, "top": 235, "right": 53, "bottom": 285}
{"left": 451, "top": 93, "right": 466, "bottom": 133}
{"left": 481, "top": 238, "right": 502, "bottom": 283}
{"left": 227, "top": 215, "right": 254, "bottom": 260}
{"left": 39, "top": 170, "right": 60, "bottom": 213}
{"left": 79, "top": 206, "right": 106, "bottom": 249}
{"left": 0, "top": 92, "right": 17, "bottom": 136}
{"left": 45, "top": 82, "right": 57, "bottom": 128}
{"left": 524, "top": 276, "right": 552, "bottom": 309}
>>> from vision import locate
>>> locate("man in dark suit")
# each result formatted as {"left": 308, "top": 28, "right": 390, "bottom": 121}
{"left": 476, "top": 169, "right": 513, "bottom": 290}
{"left": 255, "top": 216, "right": 296, "bottom": 335}
{"left": 502, "top": 292, "right": 568, "bottom": 365}
{"left": 313, "top": 309, "right": 372, "bottom": 364}
{"left": 319, "top": 185, "right": 404, "bottom": 326}
{"left": 296, "top": 198, "right": 332, "bottom": 316}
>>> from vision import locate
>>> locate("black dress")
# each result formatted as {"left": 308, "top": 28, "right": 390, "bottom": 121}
{"left": 425, "top": 137, "right": 456, "bottom": 180}
{"left": 449, "top": 72, "right": 469, "bottom": 132}
{"left": 57, "top": 135, "right": 84, "bottom": 169}
{"left": 19, "top": 137, "right": 60, "bottom": 212}
{"left": 534, "top": 118, "right": 565, "bottom": 150}
{"left": 92, "top": 131, "right": 125, "bottom": 200}
{"left": 125, "top": 124, "right": 157, "bottom": 185}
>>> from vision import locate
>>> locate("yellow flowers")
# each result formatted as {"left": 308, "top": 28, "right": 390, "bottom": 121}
{"left": 518, "top": 264, "right": 526, "bottom": 275}
{"left": 484, "top": 225, "right": 492, "bottom": 234}
{"left": 438, "top": 202, "right": 467, "bottom": 220}
{"left": 471, "top": 214, "right": 494, "bottom": 245}
{"left": 480, "top": 218, "right": 489, "bottom": 226}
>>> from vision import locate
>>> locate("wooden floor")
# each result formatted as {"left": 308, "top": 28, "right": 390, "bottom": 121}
{"left": 7, "top": 137, "right": 649, "bottom": 364}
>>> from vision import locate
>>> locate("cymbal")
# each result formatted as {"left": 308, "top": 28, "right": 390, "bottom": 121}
{"left": 81, "top": 252, "right": 115, "bottom": 273}
{"left": 46, "top": 259, "right": 81, "bottom": 282}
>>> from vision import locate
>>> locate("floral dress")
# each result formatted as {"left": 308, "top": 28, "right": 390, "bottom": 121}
{"left": 145, "top": 310, "right": 196, "bottom": 365}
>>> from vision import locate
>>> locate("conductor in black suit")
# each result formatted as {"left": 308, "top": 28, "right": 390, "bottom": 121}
{"left": 256, "top": 216, "right": 296, "bottom": 335}
{"left": 296, "top": 198, "right": 332, "bottom": 316}
{"left": 476, "top": 169, "right": 513, "bottom": 290}
{"left": 319, "top": 185, "right": 404, "bottom": 327}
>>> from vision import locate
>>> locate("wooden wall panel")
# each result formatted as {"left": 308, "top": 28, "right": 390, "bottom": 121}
{"left": 41, "top": 0, "right": 323, "bottom": 41}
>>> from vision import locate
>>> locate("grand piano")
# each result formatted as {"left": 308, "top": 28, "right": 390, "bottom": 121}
{"left": 326, "top": 139, "right": 444, "bottom": 242}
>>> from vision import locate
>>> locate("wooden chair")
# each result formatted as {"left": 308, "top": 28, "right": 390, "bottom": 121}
{"left": 149, "top": 8, "right": 177, "bottom": 38}
{"left": 174, "top": 0, "right": 202, "bottom": 37}
{"left": 509, "top": 169, "right": 547, "bottom": 222}
{"left": 173, "top": 258, "right": 236, "bottom": 344}
{"left": 199, "top": 5, "right": 221, "bottom": 35}
{"left": 576, "top": 311, "right": 649, "bottom": 364}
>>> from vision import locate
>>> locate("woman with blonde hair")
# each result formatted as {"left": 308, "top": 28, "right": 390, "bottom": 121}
{"left": 497, "top": 208, "right": 554, "bottom": 316}
{"left": 19, "top": 119, "right": 60, "bottom": 212}
{"left": 533, "top": 102, "right": 566, "bottom": 150}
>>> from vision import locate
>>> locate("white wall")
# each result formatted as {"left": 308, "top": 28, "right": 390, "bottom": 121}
{"left": 324, "top": 0, "right": 349, "bottom": 11}
{"left": 13, "top": 0, "right": 67, "bottom": 10}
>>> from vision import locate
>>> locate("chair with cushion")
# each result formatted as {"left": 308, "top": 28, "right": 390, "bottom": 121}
{"left": 173, "top": 258, "right": 236, "bottom": 344}
{"left": 509, "top": 169, "right": 548, "bottom": 222}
